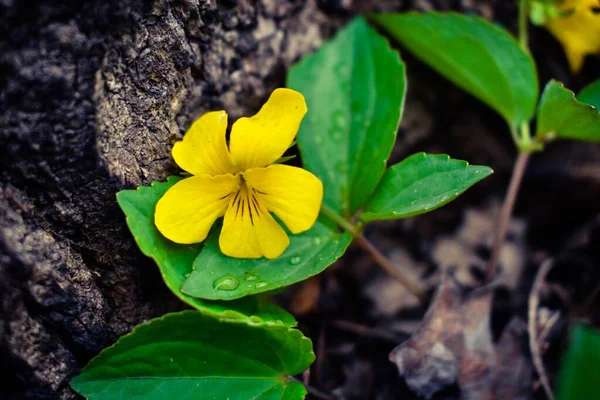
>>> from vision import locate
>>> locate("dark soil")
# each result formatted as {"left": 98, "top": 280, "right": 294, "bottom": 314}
{"left": 1, "top": 0, "right": 599, "bottom": 399}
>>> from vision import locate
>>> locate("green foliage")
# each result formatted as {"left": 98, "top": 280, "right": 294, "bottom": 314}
{"left": 371, "top": 12, "right": 538, "bottom": 128}
{"left": 536, "top": 80, "right": 600, "bottom": 142}
{"left": 101, "top": 15, "right": 501, "bottom": 400}
{"left": 578, "top": 79, "right": 600, "bottom": 110}
{"left": 181, "top": 218, "right": 352, "bottom": 300}
{"left": 117, "top": 178, "right": 296, "bottom": 326}
{"left": 556, "top": 324, "right": 600, "bottom": 400}
{"left": 71, "top": 311, "right": 314, "bottom": 400}
{"left": 287, "top": 16, "right": 406, "bottom": 217}
{"left": 360, "top": 153, "right": 492, "bottom": 223}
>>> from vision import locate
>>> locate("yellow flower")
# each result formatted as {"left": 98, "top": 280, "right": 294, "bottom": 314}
{"left": 154, "top": 88, "right": 323, "bottom": 259}
{"left": 544, "top": 0, "right": 600, "bottom": 73}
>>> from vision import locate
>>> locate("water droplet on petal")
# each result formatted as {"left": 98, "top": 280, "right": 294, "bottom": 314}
{"left": 290, "top": 256, "right": 302, "bottom": 265}
{"left": 212, "top": 275, "right": 239, "bottom": 291}
{"left": 255, "top": 282, "right": 268, "bottom": 288}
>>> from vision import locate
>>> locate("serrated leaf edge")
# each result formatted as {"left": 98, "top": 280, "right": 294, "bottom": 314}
{"left": 360, "top": 152, "right": 493, "bottom": 222}
{"left": 71, "top": 310, "right": 315, "bottom": 390}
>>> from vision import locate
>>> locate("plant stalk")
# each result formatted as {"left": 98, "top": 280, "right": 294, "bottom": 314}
{"left": 321, "top": 205, "right": 428, "bottom": 303}
{"left": 518, "top": 0, "right": 531, "bottom": 52}
{"left": 486, "top": 151, "right": 531, "bottom": 281}
{"left": 292, "top": 378, "right": 335, "bottom": 400}
{"left": 355, "top": 235, "right": 428, "bottom": 303}
{"left": 320, "top": 204, "right": 358, "bottom": 236}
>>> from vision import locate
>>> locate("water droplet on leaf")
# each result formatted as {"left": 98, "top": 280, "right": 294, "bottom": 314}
{"left": 255, "top": 282, "right": 268, "bottom": 288}
{"left": 290, "top": 256, "right": 302, "bottom": 265}
{"left": 212, "top": 275, "right": 239, "bottom": 291}
{"left": 312, "top": 237, "right": 322, "bottom": 246}
{"left": 245, "top": 274, "right": 258, "bottom": 281}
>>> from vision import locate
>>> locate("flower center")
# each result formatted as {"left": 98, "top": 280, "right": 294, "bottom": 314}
{"left": 230, "top": 173, "right": 262, "bottom": 226}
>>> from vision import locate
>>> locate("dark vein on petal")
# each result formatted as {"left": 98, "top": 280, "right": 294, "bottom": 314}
{"left": 236, "top": 196, "right": 242, "bottom": 217}
{"left": 250, "top": 194, "right": 260, "bottom": 217}
{"left": 248, "top": 195, "right": 254, "bottom": 226}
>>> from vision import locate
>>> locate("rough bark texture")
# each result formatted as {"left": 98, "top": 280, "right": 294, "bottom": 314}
{"left": 1, "top": 0, "right": 584, "bottom": 399}
{"left": 0, "top": 1, "right": 356, "bottom": 397}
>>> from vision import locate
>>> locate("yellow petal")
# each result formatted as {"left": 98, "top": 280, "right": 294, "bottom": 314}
{"left": 244, "top": 165, "right": 323, "bottom": 234}
{"left": 219, "top": 185, "right": 289, "bottom": 259}
{"left": 172, "top": 111, "right": 238, "bottom": 176}
{"left": 229, "top": 88, "right": 307, "bottom": 170}
{"left": 544, "top": 0, "right": 600, "bottom": 73}
{"left": 155, "top": 174, "right": 239, "bottom": 244}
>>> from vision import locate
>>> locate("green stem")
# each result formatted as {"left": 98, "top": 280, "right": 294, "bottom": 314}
{"left": 518, "top": 0, "right": 531, "bottom": 52}
{"left": 320, "top": 204, "right": 358, "bottom": 237}
{"left": 510, "top": 125, "right": 520, "bottom": 146}
{"left": 518, "top": 121, "right": 532, "bottom": 150}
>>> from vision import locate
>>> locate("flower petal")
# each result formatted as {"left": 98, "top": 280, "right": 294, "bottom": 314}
{"left": 155, "top": 174, "right": 239, "bottom": 244}
{"left": 229, "top": 88, "right": 307, "bottom": 170}
{"left": 244, "top": 165, "right": 323, "bottom": 234}
{"left": 172, "top": 111, "right": 238, "bottom": 176}
{"left": 544, "top": 0, "right": 600, "bottom": 73}
{"left": 219, "top": 185, "right": 289, "bottom": 259}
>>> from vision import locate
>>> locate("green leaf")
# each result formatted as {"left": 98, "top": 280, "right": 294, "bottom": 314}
{"left": 117, "top": 177, "right": 296, "bottom": 326}
{"left": 181, "top": 218, "right": 352, "bottom": 300}
{"left": 371, "top": 12, "right": 538, "bottom": 128}
{"left": 71, "top": 311, "right": 314, "bottom": 400}
{"left": 360, "top": 153, "right": 492, "bottom": 223}
{"left": 536, "top": 80, "right": 600, "bottom": 142}
{"left": 556, "top": 324, "right": 600, "bottom": 400}
{"left": 287, "top": 16, "right": 406, "bottom": 217}
{"left": 578, "top": 79, "right": 600, "bottom": 110}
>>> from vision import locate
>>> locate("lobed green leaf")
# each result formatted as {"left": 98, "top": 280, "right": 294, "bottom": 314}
{"left": 556, "top": 324, "right": 600, "bottom": 400}
{"left": 360, "top": 153, "right": 492, "bottom": 223}
{"left": 288, "top": 16, "right": 406, "bottom": 217}
{"left": 371, "top": 12, "right": 538, "bottom": 128}
{"left": 116, "top": 177, "right": 296, "bottom": 326}
{"left": 71, "top": 311, "right": 314, "bottom": 400}
{"left": 182, "top": 217, "right": 352, "bottom": 300}
{"left": 536, "top": 80, "right": 600, "bottom": 142}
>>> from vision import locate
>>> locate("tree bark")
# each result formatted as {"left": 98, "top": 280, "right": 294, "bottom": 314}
{"left": 0, "top": 0, "right": 507, "bottom": 398}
